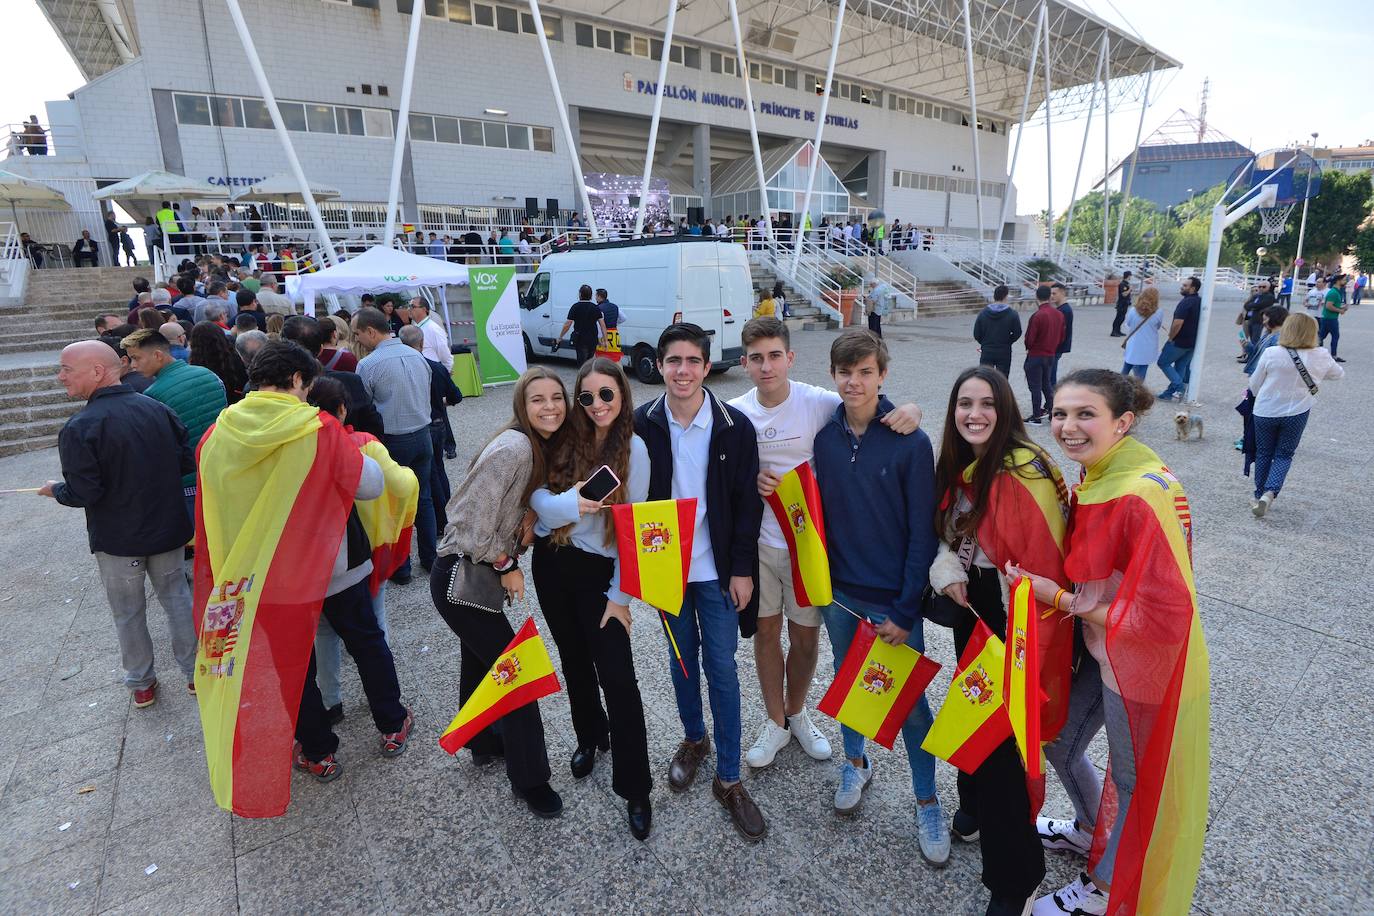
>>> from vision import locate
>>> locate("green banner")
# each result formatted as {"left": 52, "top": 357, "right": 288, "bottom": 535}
{"left": 468, "top": 266, "right": 526, "bottom": 385}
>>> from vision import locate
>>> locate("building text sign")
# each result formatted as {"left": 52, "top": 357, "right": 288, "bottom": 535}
{"left": 627, "top": 79, "right": 859, "bottom": 130}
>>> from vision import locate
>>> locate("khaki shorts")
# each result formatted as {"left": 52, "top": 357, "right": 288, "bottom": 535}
{"left": 756, "top": 542, "right": 822, "bottom": 627}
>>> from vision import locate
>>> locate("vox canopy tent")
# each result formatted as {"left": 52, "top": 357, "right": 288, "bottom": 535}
{"left": 286, "top": 243, "right": 469, "bottom": 319}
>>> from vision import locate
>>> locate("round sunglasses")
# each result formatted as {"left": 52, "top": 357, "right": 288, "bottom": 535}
{"left": 577, "top": 387, "right": 617, "bottom": 407}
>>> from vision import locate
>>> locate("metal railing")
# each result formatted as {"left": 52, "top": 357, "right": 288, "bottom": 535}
{"left": 0, "top": 221, "right": 30, "bottom": 300}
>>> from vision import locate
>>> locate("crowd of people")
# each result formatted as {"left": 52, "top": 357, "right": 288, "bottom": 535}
{"left": 38, "top": 266, "right": 1225, "bottom": 913}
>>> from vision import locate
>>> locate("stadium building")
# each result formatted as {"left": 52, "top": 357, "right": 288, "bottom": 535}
{"left": 11, "top": 0, "right": 1174, "bottom": 252}
{"left": 1100, "top": 109, "right": 1253, "bottom": 212}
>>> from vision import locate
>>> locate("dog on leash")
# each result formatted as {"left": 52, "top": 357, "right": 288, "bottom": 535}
{"left": 1174, "top": 410, "right": 1204, "bottom": 441}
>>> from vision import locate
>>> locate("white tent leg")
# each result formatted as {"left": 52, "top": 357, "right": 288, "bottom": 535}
{"left": 224, "top": 0, "right": 338, "bottom": 267}
{"left": 383, "top": 2, "right": 423, "bottom": 247}
{"left": 993, "top": 7, "right": 1042, "bottom": 267}
{"left": 1112, "top": 64, "right": 1154, "bottom": 263}
{"left": 726, "top": 0, "right": 772, "bottom": 244}
{"left": 633, "top": 0, "right": 680, "bottom": 237}
{"left": 792, "top": 0, "right": 846, "bottom": 274}
{"left": 961, "top": 0, "right": 986, "bottom": 263}
{"left": 528, "top": 0, "right": 599, "bottom": 238}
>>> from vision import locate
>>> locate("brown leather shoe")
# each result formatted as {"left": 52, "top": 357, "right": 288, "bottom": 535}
{"left": 712, "top": 776, "right": 767, "bottom": 841}
{"left": 667, "top": 736, "right": 710, "bottom": 792}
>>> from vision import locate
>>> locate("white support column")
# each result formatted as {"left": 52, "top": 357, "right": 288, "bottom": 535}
{"left": 1101, "top": 35, "right": 1110, "bottom": 262}
{"left": 528, "top": 0, "right": 599, "bottom": 238}
{"left": 1040, "top": 1, "right": 1053, "bottom": 254}
{"left": 633, "top": 0, "right": 680, "bottom": 237}
{"left": 726, "top": 0, "right": 772, "bottom": 244}
{"left": 224, "top": 0, "right": 338, "bottom": 266}
{"left": 792, "top": 0, "right": 846, "bottom": 273}
{"left": 1057, "top": 33, "right": 1107, "bottom": 266}
{"left": 383, "top": 1, "right": 424, "bottom": 247}
{"left": 1112, "top": 63, "right": 1154, "bottom": 263}
{"left": 993, "top": 7, "right": 1043, "bottom": 266}
{"left": 961, "top": 0, "right": 986, "bottom": 263}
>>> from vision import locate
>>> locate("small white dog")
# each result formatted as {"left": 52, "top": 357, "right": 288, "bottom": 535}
{"left": 1174, "top": 410, "right": 1204, "bottom": 441}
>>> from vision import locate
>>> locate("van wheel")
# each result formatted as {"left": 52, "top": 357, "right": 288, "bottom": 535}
{"left": 523, "top": 333, "right": 535, "bottom": 362}
{"left": 709, "top": 363, "right": 731, "bottom": 375}
{"left": 633, "top": 345, "right": 662, "bottom": 384}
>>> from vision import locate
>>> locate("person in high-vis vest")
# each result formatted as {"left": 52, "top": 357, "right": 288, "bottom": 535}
{"left": 155, "top": 200, "right": 181, "bottom": 257}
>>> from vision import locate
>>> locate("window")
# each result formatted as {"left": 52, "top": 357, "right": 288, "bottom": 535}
{"left": 363, "top": 108, "right": 393, "bottom": 137}
{"left": 613, "top": 30, "right": 631, "bottom": 55}
{"left": 460, "top": 119, "right": 484, "bottom": 145}
{"left": 335, "top": 106, "right": 365, "bottom": 135}
{"left": 210, "top": 96, "right": 243, "bottom": 128}
{"left": 278, "top": 102, "right": 307, "bottom": 131}
{"left": 474, "top": 3, "right": 493, "bottom": 26}
{"left": 575, "top": 22, "right": 593, "bottom": 46}
{"left": 495, "top": 5, "right": 518, "bottom": 32}
{"left": 506, "top": 124, "right": 530, "bottom": 150}
{"left": 174, "top": 94, "right": 211, "bottom": 126}
{"left": 710, "top": 51, "right": 738, "bottom": 76}
{"left": 633, "top": 35, "right": 649, "bottom": 57}
{"left": 306, "top": 104, "right": 336, "bottom": 133}
{"left": 483, "top": 122, "right": 507, "bottom": 148}
{"left": 409, "top": 113, "right": 435, "bottom": 141}
{"left": 242, "top": 98, "right": 273, "bottom": 129}
{"left": 595, "top": 27, "right": 611, "bottom": 50}
{"left": 532, "top": 126, "right": 553, "bottom": 152}
{"left": 435, "top": 116, "right": 462, "bottom": 143}
{"left": 447, "top": 0, "right": 471, "bottom": 23}
{"left": 425, "top": 0, "right": 444, "bottom": 15}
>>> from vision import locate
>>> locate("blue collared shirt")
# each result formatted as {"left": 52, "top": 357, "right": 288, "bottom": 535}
{"left": 357, "top": 338, "right": 432, "bottom": 435}
{"left": 667, "top": 394, "right": 717, "bottom": 583}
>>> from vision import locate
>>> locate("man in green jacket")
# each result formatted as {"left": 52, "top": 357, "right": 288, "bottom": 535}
{"left": 123, "top": 329, "right": 227, "bottom": 522}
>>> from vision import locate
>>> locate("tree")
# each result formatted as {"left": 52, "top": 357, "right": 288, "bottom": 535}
{"left": 1051, "top": 191, "right": 1177, "bottom": 256}
{"left": 1228, "top": 169, "right": 1374, "bottom": 270}
{"left": 1352, "top": 223, "right": 1374, "bottom": 272}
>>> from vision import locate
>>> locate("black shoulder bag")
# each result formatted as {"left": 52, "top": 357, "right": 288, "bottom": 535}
{"left": 1286, "top": 348, "right": 1319, "bottom": 396}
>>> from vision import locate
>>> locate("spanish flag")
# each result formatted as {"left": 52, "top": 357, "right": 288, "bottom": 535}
{"left": 611, "top": 498, "right": 696, "bottom": 614}
{"left": 1064, "top": 436, "right": 1209, "bottom": 916}
{"left": 348, "top": 431, "right": 419, "bottom": 594}
{"left": 763, "top": 463, "right": 832, "bottom": 607}
{"left": 439, "top": 617, "right": 560, "bottom": 754}
{"left": 1005, "top": 576, "right": 1044, "bottom": 815}
{"left": 817, "top": 619, "right": 941, "bottom": 749}
{"left": 193, "top": 392, "right": 363, "bottom": 818}
{"left": 947, "top": 446, "right": 1073, "bottom": 740}
{"left": 922, "top": 620, "right": 1012, "bottom": 773}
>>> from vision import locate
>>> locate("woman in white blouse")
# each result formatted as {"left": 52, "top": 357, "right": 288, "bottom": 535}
{"left": 1120, "top": 285, "right": 1164, "bottom": 380}
{"left": 1247, "top": 312, "right": 1343, "bottom": 517}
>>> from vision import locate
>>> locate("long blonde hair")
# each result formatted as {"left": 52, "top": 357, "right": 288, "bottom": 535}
{"left": 1133, "top": 285, "right": 1160, "bottom": 320}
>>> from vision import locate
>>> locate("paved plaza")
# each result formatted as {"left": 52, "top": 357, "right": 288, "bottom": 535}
{"left": 0, "top": 300, "right": 1369, "bottom": 915}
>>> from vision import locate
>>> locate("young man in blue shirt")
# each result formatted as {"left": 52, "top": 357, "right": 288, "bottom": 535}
{"left": 812, "top": 328, "right": 948, "bottom": 867}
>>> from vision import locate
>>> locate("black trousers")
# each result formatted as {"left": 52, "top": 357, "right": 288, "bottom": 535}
{"left": 429, "top": 555, "right": 552, "bottom": 790}
{"left": 1024, "top": 355, "right": 1055, "bottom": 418}
{"left": 296, "top": 579, "right": 407, "bottom": 760}
{"left": 951, "top": 566, "right": 1046, "bottom": 900}
{"left": 428, "top": 422, "right": 451, "bottom": 532}
{"left": 867, "top": 311, "right": 883, "bottom": 337}
{"left": 979, "top": 353, "right": 1011, "bottom": 377}
{"left": 1111, "top": 301, "right": 1129, "bottom": 335}
{"left": 574, "top": 341, "right": 595, "bottom": 365}
{"left": 532, "top": 539, "right": 651, "bottom": 800}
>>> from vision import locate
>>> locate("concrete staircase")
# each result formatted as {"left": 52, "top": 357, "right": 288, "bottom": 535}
{"left": 908, "top": 280, "right": 991, "bottom": 318}
{"left": 747, "top": 264, "right": 838, "bottom": 332}
{"left": 0, "top": 266, "right": 154, "bottom": 456}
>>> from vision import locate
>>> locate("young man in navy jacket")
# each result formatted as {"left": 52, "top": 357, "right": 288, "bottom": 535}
{"left": 633, "top": 323, "right": 766, "bottom": 841}
{"left": 812, "top": 328, "right": 948, "bottom": 867}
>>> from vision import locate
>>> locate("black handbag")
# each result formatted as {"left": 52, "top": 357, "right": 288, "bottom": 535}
{"left": 921, "top": 536, "right": 978, "bottom": 628}
{"left": 445, "top": 554, "right": 506, "bottom": 614}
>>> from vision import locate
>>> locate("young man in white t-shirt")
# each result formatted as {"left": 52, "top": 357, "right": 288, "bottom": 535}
{"left": 728, "top": 317, "right": 922, "bottom": 769}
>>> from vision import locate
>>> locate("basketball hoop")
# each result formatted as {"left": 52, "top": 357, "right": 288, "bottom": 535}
{"left": 1258, "top": 204, "right": 1294, "bottom": 243}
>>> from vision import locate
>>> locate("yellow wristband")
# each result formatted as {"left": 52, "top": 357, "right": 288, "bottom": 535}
{"left": 1052, "top": 588, "right": 1067, "bottom": 611}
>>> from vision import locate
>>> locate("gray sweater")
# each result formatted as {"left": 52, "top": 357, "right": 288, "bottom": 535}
{"left": 438, "top": 429, "right": 533, "bottom": 564}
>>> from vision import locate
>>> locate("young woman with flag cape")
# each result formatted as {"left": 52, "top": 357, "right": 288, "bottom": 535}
{"left": 929, "top": 366, "right": 1071, "bottom": 916}
{"left": 1011, "top": 369, "right": 1209, "bottom": 916}
{"left": 428, "top": 367, "right": 568, "bottom": 819}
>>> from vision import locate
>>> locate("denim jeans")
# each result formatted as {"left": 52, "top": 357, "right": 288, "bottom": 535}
{"left": 1120, "top": 362, "right": 1149, "bottom": 380}
{"left": 1252, "top": 411, "right": 1310, "bottom": 499}
{"left": 382, "top": 427, "right": 436, "bottom": 574}
{"left": 820, "top": 591, "right": 937, "bottom": 800}
{"left": 94, "top": 548, "right": 198, "bottom": 690}
{"left": 1156, "top": 342, "right": 1194, "bottom": 397}
{"left": 1023, "top": 355, "right": 1055, "bottom": 418}
{"left": 1043, "top": 653, "right": 1105, "bottom": 830}
{"left": 1317, "top": 317, "right": 1340, "bottom": 358}
{"left": 315, "top": 582, "right": 390, "bottom": 709}
{"left": 665, "top": 580, "right": 742, "bottom": 782}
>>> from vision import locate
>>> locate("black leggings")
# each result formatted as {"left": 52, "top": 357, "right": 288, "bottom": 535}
{"left": 951, "top": 565, "right": 1047, "bottom": 900}
{"left": 532, "top": 538, "right": 651, "bottom": 800}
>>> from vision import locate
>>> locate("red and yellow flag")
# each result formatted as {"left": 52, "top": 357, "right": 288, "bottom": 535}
{"left": 193, "top": 393, "right": 363, "bottom": 818}
{"left": 348, "top": 431, "right": 419, "bottom": 594}
{"left": 1005, "top": 576, "right": 1044, "bottom": 816}
{"left": 763, "top": 462, "right": 833, "bottom": 608}
{"left": 439, "top": 617, "right": 561, "bottom": 754}
{"left": 1064, "top": 436, "right": 1209, "bottom": 916}
{"left": 922, "top": 620, "right": 1012, "bottom": 773}
{"left": 612, "top": 498, "right": 696, "bottom": 614}
{"left": 817, "top": 619, "right": 941, "bottom": 749}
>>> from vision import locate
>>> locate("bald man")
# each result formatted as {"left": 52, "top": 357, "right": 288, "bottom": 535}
{"left": 39, "top": 340, "right": 199, "bottom": 709}
{"left": 160, "top": 321, "right": 190, "bottom": 361}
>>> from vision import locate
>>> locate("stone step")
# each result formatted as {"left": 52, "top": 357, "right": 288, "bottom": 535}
{"left": 0, "top": 415, "right": 66, "bottom": 444}
{"left": 0, "top": 387, "right": 70, "bottom": 410}
{"left": 0, "top": 399, "right": 78, "bottom": 424}
{"left": 0, "top": 431, "right": 58, "bottom": 458}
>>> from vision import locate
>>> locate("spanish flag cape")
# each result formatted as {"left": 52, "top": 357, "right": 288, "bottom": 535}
{"left": 192, "top": 392, "right": 363, "bottom": 818}
{"left": 947, "top": 446, "right": 1074, "bottom": 740}
{"left": 346, "top": 430, "right": 419, "bottom": 595}
{"left": 1065, "top": 436, "right": 1209, "bottom": 916}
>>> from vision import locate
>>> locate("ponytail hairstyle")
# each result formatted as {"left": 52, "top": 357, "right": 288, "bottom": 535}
{"left": 1055, "top": 368, "right": 1154, "bottom": 432}
{"left": 546, "top": 357, "right": 635, "bottom": 546}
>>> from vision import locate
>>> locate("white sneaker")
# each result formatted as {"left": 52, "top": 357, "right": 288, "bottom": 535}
{"left": 1031, "top": 872, "right": 1107, "bottom": 916}
{"left": 1036, "top": 815, "right": 1093, "bottom": 855}
{"left": 788, "top": 708, "right": 832, "bottom": 760}
{"left": 744, "top": 718, "right": 791, "bottom": 768}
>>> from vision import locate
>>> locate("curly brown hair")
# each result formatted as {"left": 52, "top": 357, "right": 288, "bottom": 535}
{"left": 546, "top": 357, "right": 635, "bottom": 546}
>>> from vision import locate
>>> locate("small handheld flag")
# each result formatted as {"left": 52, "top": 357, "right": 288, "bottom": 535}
{"left": 817, "top": 619, "right": 941, "bottom": 749}
{"left": 763, "top": 463, "right": 832, "bottom": 608}
{"left": 922, "top": 620, "right": 1012, "bottom": 773}
{"left": 1005, "top": 576, "right": 1044, "bottom": 815}
{"left": 612, "top": 498, "right": 696, "bottom": 615}
{"left": 439, "top": 617, "right": 561, "bottom": 754}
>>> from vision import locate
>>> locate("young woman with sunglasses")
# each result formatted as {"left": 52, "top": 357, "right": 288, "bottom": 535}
{"left": 529, "top": 357, "right": 654, "bottom": 840}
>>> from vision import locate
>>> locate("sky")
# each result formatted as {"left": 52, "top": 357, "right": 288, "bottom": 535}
{"left": 3, "top": 0, "right": 1371, "bottom": 217}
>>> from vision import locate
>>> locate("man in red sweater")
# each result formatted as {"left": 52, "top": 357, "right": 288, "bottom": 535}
{"left": 1022, "top": 285, "right": 1065, "bottom": 425}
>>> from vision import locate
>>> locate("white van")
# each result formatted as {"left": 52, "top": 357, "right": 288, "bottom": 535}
{"left": 519, "top": 237, "right": 749, "bottom": 383}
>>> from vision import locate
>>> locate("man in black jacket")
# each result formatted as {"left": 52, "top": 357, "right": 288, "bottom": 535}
{"left": 1240, "top": 280, "right": 1276, "bottom": 353}
{"left": 39, "top": 340, "right": 198, "bottom": 710}
{"left": 1110, "top": 270, "right": 1133, "bottom": 336}
{"left": 281, "top": 316, "right": 385, "bottom": 438}
{"left": 972, "top": 284, "right": 1022, "bottom": 376}
{"left": 633, "top": 323, "right": 767, "bottom": 842}
{"left": 1049, "top": 282, "right": 1073, "bottom": 387}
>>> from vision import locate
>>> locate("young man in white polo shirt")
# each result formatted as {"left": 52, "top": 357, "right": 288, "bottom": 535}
{"left": 728, "top": 317, "right": 922, "bottom": 769}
